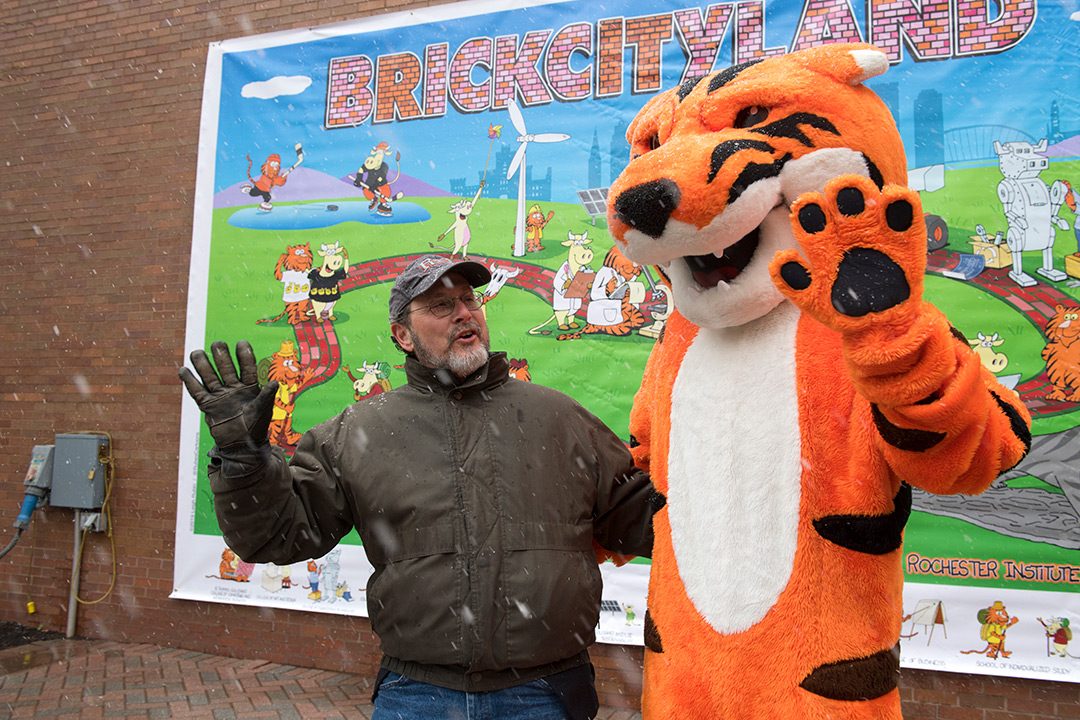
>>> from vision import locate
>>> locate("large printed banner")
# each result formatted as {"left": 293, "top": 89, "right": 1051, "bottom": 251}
{"left": 176, "top": 0, "right": 1080, "bottom": 681}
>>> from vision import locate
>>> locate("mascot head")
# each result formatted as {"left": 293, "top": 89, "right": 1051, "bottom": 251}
{"left": 607, "top": 44, "right": 906, "bottom": 329}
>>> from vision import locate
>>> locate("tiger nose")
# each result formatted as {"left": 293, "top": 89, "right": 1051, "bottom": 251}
{"left": 612, "top": 179, "right": 681, "bottom": 239}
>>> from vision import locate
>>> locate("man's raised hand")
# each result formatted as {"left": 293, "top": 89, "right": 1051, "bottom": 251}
{"left": 178, "top": 341, "right": 278, "bottom": 451}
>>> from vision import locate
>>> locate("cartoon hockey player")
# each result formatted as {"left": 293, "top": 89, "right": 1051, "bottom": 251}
{"left": 995, "top": 139, "right": 1071, "bottom": 287}
{"left": 241, "top": 143, "right": 303, "bottom": 211}
{"left": 353, "top": 141, "right": 402, "bottom": 216}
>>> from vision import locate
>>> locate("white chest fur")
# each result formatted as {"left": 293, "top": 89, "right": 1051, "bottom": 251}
{"left": 667, "top": 302, "right": 802, "bottom": 634}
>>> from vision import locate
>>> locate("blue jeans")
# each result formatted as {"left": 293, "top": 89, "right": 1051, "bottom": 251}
{"left": 371, "top": 671, "right": 570, "bottom": 720}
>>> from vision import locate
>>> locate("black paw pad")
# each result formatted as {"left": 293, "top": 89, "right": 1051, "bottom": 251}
{"left": 885, "top": 199, "right": 913, "bottom": 231}
{"left": 831, "top": 248, "right": 910, "bottom": 317}
{"left": 780, "top": 262, "right": 812, "bottom": 290}
{"left": 798, "top": 204, "right": 827, "bottom": 234}
{"left": 836, "top": 187, "right": 864, "bottom": 216}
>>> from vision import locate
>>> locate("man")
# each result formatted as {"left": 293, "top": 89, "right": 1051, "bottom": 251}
{"left": 179, "top": 255, "right": 656, "bottom": 720}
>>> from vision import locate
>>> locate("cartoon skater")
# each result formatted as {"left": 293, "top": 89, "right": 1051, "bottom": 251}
{"left": 962, "top": 601, "right": 1019, "bottom": 659}
{"left": 430, "top": 181, "right": 485, "bottom": 259}
{"left": 995, "top": 139, "right": 1071, "bottom": 287}
{"left": 307, "top": 242, "right": 349, "bottom": 322}
{"left": 241, "top": 143, "right": 304, "bottom": 211}
{"left": 353, "top": 141, "right": 402, "bottom": 216}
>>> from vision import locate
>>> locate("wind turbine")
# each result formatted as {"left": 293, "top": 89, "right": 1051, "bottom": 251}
{"left": 506, "top": 100, "right": 569, "bottom": 257}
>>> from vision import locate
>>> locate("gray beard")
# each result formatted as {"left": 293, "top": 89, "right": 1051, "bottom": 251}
{"left": 412, "top": 329, "right": 489, "bottom": 378}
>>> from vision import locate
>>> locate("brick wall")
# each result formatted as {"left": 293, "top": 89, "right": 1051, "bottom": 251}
{"left": 0, "top": 0, "right": 1076, "bottom": 716}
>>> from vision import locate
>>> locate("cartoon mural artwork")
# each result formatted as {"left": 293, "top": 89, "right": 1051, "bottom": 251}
{"left": 581, "top": 245, "right": 647, "bottom": 336}
{"left": 257, "top": 243, "right": 314, "bottom": 326}
{"left": 209, "top": 548, "right": 252, "bottom": 582}
{"left": 528, "top": 231, "right": 594, "bottom": 336}
{"left": 266, "top": 340, "right": 314, "bottom": 448}
{"left": 308, "top": 242, "right": 349, "bottom": 322}
{"left": 481, "top": 263, "right": 522, "bottom": 306}
{"left": 177, "top": 0, "right": 1080, "bottom": 689}
{"left": 430, "top": 181, "right": 485, "bottom": 259}
{"left": 241, "top": 143, "right": 304, "bottom": 211}
{"left": 902, "top": 599, "right": 947, "bottom": 645}
{"left": 353, "top": 141, "right": 402, "bottom": 216}
{"left": 1042, "top": 304, "right": 1080, "bottom": 402}
{"left": 320, "top": 548, "right": 342, "bottom": 605}
{"left": 261, "top": 563, "right": 293, "bottom": 592}
{"left": 524, "top": 204, "right": 555, "bottom": 253}
{"left": 507, "top": 357, "right": 532, "bottom": 382}
{"left": 1038, "top": 616, "right": 1077, "bottom": 658}
{"left": 344, "top": 361, "right": 392, "bottom": 402}
{"left": 995, "top": 139, "right": 1071, "bottom": 287}
{"left": 335, "top": 582, "right": 355, "bottom": 602}
{"left": 506, "top": 99, "right": 570, "bottom": 257}
{"left": 303, "top": 560, "right": 323, "bottom": 600}
{"left": 962, "top": 601, "right": 1020, "bottom": 659}
{"left": 968, "top": 332, "right": 1009, "bottom": 374}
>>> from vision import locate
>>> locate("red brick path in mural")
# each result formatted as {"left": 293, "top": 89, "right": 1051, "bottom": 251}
{"left": 283, "top": 250, "right": 1078, "bottom": 422}
{"left": 926, "top": 249, "right": 1078, "bottom": 417}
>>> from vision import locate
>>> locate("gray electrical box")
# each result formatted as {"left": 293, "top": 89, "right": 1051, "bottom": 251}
{"left": 50, "top": 433, "right": 109, "bottom": 510}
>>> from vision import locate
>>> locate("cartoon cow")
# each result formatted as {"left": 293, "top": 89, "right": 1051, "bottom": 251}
{"left": 995, "top": 139, "right": 1071, "bottom": 287}
{"left": 344, "top": 362, "right": 392, "bottom": 402}
{"left": 528, "top": 232, "right": 595, "bottom": 335}
{"left": 968, "top": 332, "right": 1009, "bottom": 374}
{"left": 481, "top": 263, "right": 523, "bottom": 305}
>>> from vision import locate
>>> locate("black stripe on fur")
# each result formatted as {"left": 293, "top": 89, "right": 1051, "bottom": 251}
{"left": 812, "top": 483, "right": 911, "bottom": 556}
{"left": 800, "top": 645, "right": 900, "bottom": 701}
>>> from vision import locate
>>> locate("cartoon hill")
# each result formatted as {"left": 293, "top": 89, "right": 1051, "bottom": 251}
{"left": 214, "top": 167, "right": 454, "bottom": 208}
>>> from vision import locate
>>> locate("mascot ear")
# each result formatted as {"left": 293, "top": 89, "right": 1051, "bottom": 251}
{"left": 791, "top": 43, "right": 889, "bottom": 86}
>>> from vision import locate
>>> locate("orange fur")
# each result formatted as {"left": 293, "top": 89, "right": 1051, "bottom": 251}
{"left": 611, "top": 45, "right": 1031, "bottom": 719}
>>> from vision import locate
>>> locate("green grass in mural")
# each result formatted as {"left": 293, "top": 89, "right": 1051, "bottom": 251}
{"left": 193, "top": 196, "right": 651, "bottom": 534}
{"left": 193, "top": 165, "right": 1080, "bottom": 594}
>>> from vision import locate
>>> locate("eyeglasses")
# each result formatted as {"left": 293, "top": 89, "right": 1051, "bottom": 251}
{"left": 411, "top": 291, "right": 483, "bottom": 318}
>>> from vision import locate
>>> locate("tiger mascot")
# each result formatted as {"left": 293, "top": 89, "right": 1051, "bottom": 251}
{"left": 606, "top": 44, "right": 1031, "bottom": 720}
{"left": 257, "top": 243, "right": 314, "bottom": 326}
{"left": 1041, "top": 304, "right": 1080, "bottom": 402}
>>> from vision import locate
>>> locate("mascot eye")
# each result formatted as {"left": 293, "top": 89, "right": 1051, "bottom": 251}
{"left": 734, "top": 106, "right": 769, "bottom": 128}
{"left": 649, "top": 134, "right": 661, "bottom": 151}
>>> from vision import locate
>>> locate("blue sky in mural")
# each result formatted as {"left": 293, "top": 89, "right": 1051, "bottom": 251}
{"left": 211, "top": 0, "right": 1080, "bottom": 202}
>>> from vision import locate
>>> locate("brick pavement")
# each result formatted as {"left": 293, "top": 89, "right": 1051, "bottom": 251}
{"left": 0, "top": 639, "right": 642, "bottom": 719}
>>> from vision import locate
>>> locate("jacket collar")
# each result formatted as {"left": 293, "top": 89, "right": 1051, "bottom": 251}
{"left": 404, "top": 352, "right": 510, "bottom": 394}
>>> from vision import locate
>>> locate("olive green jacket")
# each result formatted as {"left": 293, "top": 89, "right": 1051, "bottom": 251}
{"left": 208, "top": 352, "right": 655, "bottom": 690}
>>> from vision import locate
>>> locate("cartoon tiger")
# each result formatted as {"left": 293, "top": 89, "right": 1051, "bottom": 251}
{"left": 1041, "top": 304, "right": 1080, "bottom": 402}
{"left": 581, "top": 246, "right": 647, "bottom": 337}
{"left": 257, "top": 243, "right": 313, "bottom": 326}
{"left": 607, "top": 44, "right": 1031, "bottom": 720}
{"left": 266, "top": 340, "right": 314, "bottom": 448}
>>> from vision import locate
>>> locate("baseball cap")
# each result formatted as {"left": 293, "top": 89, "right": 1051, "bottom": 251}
{"left": 389, "top": 255, "right": 491, "bottom": 319}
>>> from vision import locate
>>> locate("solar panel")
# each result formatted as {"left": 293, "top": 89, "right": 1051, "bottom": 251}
{"left": 577, "top": 187, "right": 610, "bottom": 221}
{"left": 600, "top": 599, "right": 622, "bottom": 613}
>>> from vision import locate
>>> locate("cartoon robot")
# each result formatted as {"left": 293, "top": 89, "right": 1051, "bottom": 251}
{"left": 994, "top": 139, "right": 1071, "bottom": 287}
